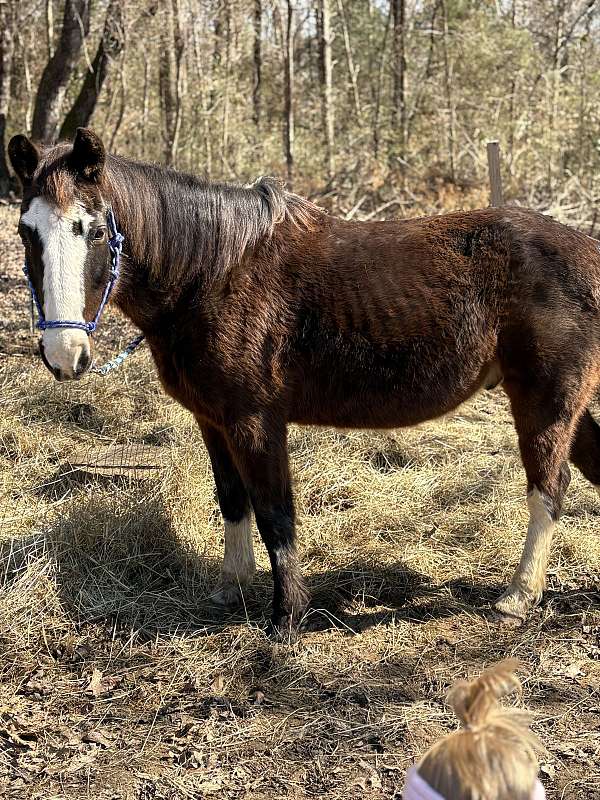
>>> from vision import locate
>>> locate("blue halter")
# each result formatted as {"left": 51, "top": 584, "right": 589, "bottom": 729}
{"left": 23, "top": 207, "right": 124, "bottom": 335}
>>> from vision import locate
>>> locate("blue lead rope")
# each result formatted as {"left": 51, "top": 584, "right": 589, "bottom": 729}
{"left": 92, "top": 333, "right": 146, "bottom": 376}
{"left": 23, "top": 207, "right": 145, "bottom": 376}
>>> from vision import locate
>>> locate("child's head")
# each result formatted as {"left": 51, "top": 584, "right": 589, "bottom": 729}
{"left": 404, "top": 660, "right": 546, "bottom": 800}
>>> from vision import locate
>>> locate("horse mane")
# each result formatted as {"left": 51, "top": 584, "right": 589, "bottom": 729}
{"left": 30, "top": 144, "right": 322, "bottom": 286}
{"left": 102, "top": 157, "right": 321, "bottom": 286}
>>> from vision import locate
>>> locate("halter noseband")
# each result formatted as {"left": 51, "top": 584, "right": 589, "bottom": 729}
{"left": 23, "top": 207, "right": 124, "bottom": 335}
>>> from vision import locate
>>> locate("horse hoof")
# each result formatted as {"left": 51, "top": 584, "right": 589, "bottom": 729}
{"left": 209, "top": 582, "right": 243, "bottom": 608}
{"left": 493, "top": 587, "right": 532, "bottom": 626}
{"left": 266, "top": 615, "right": 301, "bottom": 644}
{"left": 493, "top": 608, "right": 525, "bottom": 627}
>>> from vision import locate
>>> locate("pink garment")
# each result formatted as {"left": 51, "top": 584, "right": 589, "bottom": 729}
{"left": 533, "top": 780, "right": 546, "bottom": 800}
{"left": 402, "top": 768, "right": 446, "bottom": 800}
{"left": 403, "top": 766, "right": 547, "bottom": 800}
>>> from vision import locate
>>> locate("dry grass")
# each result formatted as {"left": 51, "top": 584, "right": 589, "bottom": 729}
{"left": 0, "top": 205, "right": 598, "bottom": 800}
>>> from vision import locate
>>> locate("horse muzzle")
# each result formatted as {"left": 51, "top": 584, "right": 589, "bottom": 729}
{"left": 40, "top": 331, "right": 92, "bottom": 381}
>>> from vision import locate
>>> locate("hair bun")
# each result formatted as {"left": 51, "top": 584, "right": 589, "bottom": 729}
{"left": 446, "top": 658, "right": 522, "bottom": 728}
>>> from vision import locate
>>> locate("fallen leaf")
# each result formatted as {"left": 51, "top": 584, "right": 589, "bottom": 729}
{"left": 2, "top": 728, "right": 36, "bottom": 749}
{"left": 22, "top": 671, "right": 52, "bottom": 697}
{"left": 540, "top": 763, "right": 556, "bottom": 779}
{"left": 82, "top": 729, "right": 112, "bottom": 748}
{"left": 356, "top": 759, "right": 382, "bottom": 789}
{"left": 86, "top": 669, "right": 104, "bottom": 698}
{"left": 564, "top": 663, "right": 583, "bottom": 679}
{"left": 85, "top": 669, "right": 123, "bottom": 697}
{"left": 370, "top": 772, "right": 382, "bottom": 789}
{"left": 197, "top": 780, "right": 222, "bottom": 793}
{"left": 102, "top": 674, "right": 124, "bottom": 692}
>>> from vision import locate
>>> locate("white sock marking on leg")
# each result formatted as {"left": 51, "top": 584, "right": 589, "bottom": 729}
{"left": 496, "top": 488, "right": 556, "bottom": 620}
{"left": 511, "top": 488, "right": 556, "bottom": 599}
{"left": 221, "top": 514, "right": 255, "bottom": 586}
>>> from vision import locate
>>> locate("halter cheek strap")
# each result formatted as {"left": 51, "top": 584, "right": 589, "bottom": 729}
{"left": 402, "top": 766, "right": 547, "bottom": 800}
{"left": 22, "top": 207, "right": 124, "bottom": 335}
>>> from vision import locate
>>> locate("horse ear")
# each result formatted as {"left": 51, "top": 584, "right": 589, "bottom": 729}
{"left": 69, "top": 127, "right": 105, "bottom": 183}
{"left": 8, "top": 135, "right": 40, "bottom": 186}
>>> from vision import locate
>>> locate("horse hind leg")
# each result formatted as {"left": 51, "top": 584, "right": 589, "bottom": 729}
{"left": 570, "top": 409, "right": 600, "bottom": 489}
{"left": 495, "top": 469, "right": 570, "bottom": 623}
{"left": 495, "top": 380, "right": 588, "bottom": 623}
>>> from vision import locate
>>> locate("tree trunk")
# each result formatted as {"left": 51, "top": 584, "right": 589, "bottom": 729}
{"left": 31, "top": 0, "right": 91, "bottom": 142}
{"left": 373, "top": 1, "right": 392, "bottom": 159}
{"left": 578, "top": 7, "right": 591, "bottom": 187}
{"left": 108, "top": 62, "right": 126, "bottom": 152}
{"left": 221, "top": 0, "right": 231, "bottom": 171}
{"left": 46, "top": 0, "right": 54, "bottom": 59}
{"left": 406, "top": 0, "right": 439, "bottom": 148}
{"left": 141, "top": 52, "right": 150, "bottom": 158}
{"left": 59, "top": 0, "right": 124, "bottom": 140}
{"left": 507, "top": 0, "right": 517, "bottom": 170}
{"left": 253, "top": 0, "right": 262, "bottom": 127}
{"left": 391, "top": 0, "right": 406, "bottom": 160}
{"left": 19, "top": 31, "right": 34, "bottom": 133}
{"left": 548, "top": 1, "right": 565, "bottom": 191}
{"left": 159, "top": 0, "right": 184, "bottom": 166}
{"left": 336, "top": 0, "right": 362, "bottom": 124}
{"left": 189, "top": 8, "right": 212, "bottom": 177}
{"left": 283, "top": 0, "right": 295, "bottom": 187}
{"left": 210, "top": 7, "right": 223, "bottom": 112}
{"left": 440, "top": 0, "right": 455, "bottom": 183}
{"left": 0, "top": 1, "right": 15, "bottom": 196}
{"left": 318, "top": 0, "right": 334, "bottom": 179}
{"left": 315, "top": 3, "right": 324, "bottom": 85}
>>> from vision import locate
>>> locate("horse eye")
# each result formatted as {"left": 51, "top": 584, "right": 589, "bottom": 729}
{"left": 92, "top": 226, "right": 106, "bottom": 242}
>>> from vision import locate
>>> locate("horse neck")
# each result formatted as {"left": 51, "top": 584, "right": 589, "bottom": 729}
{"left": 104, "top": 158, "right": 323, "bottom": 333}
{"left": 105, "top": 159, "right": 210, "bottom": 329}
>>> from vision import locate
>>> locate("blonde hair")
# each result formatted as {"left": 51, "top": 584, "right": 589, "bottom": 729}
{"left": 417, "top": 660, "right": 545, "bottom": 800}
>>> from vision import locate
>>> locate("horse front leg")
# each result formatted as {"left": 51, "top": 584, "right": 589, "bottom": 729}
{"left": 200, "top": 422, "right": 256, "bottom": 606}
{"left": 225, "top": 416, "right": 309, "bottom": 638}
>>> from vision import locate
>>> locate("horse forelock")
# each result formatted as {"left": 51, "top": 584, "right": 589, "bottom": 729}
{"left": 26, "top": 143, "right": 103, "bottom": 213}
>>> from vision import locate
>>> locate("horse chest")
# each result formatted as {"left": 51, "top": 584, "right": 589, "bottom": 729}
{"left": 149, "top": 337, "right": 247, "bottom": 424}
{"left": 149, "top": 339, "right": 205, "bottom": 412}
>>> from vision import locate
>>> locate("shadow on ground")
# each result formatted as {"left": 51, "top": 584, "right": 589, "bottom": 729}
{"left": 5, "top": 490, "right": 595, "bottom": 642}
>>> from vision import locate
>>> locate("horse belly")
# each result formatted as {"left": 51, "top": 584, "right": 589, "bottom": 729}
{"left": 290, "top": 327, "right": 498, "bottom": 428}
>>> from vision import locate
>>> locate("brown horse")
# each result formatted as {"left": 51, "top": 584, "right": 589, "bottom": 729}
{"left": 8, "top": 127, "right": 600, "bottom": 636}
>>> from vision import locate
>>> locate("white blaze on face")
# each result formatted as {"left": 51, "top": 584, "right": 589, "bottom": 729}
{"left": 21, "top": 197, "right": 95, "bottom": 377}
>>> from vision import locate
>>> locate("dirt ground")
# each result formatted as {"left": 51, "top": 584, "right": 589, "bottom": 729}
{"left": 0, "top": 203, "right": 598, "bottom": 800}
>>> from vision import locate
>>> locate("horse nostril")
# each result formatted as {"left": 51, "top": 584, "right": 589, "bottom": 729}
{"left": 75, "top": 349, "right": 91, "bottom": 377}
{"left": 39, "top": 339, "right": 90, "bottom": 381}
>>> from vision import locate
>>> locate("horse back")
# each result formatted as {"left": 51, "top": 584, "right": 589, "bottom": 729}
{"left": 277, "top": 209, "right": 510, "bottom": 426}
